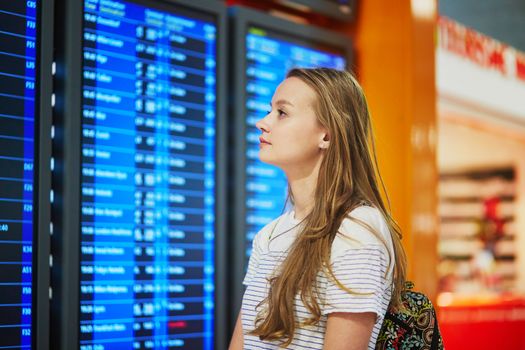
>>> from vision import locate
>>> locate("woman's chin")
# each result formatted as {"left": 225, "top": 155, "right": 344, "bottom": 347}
{"left": 258, "top": 156, "right": 273, "bottom": 165}
{"left": 258, "top": 153, "right": 276, "bottom": 166}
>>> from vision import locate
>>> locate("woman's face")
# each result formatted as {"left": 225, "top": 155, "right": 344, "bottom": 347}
{"left": 255, "top": 77, "right": 328, "bottom": 173}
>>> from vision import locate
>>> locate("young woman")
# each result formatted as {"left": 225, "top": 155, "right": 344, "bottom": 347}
{"left": 229, "top": 68, "right": 407, "bottom": 349}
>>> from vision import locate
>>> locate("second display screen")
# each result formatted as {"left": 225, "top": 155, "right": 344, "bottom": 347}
{"left": 244, "top": 27, "right": 346, "bottom": 257}
{"left": 79, "top": 0, "right": 217, "bottom": 349}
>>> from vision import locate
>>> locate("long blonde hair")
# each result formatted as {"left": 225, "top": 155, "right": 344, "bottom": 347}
{"left": 249, "top": 68, "right": 407, "bottom": 347}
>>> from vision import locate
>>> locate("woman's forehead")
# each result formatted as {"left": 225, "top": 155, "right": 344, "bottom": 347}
{"left": 272, "top": 77, "right": 317, "bottom": 107}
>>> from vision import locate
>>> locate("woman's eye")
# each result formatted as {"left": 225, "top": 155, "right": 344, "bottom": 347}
{"left": 277, "top": 109, "right": 286, "bottom": 118}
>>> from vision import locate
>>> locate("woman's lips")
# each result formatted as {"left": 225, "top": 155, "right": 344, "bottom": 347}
{"left": 259, "top": 136, "right": 271, "bottom": 145}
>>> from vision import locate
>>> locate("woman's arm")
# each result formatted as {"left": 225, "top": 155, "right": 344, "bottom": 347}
{"left": 228, "top": 312, "right": 244, "bottom": 350}
{"left": 323, "top": 312, "right": 376, "bottom": 350}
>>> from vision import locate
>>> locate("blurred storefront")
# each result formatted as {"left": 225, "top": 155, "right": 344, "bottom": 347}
{"left": 436, "top": 16, "right": 525, "bottom": 349}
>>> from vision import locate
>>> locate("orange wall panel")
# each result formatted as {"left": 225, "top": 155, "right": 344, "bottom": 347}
{"left": 354, "top": 0, "right": 439, "bottom": 300}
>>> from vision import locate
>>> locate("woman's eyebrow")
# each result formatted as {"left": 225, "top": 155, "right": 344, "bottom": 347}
{"left": 270, "top": 99, "right": 294, "bottom": 107}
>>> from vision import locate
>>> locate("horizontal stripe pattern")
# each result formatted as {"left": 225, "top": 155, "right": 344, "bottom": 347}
{"left": 241, "top": 208, "right": 394, "bottom": 349}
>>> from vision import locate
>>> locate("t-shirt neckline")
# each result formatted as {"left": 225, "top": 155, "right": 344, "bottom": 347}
{"left": 289, "top": 210, "right": 300, "bottom": 225}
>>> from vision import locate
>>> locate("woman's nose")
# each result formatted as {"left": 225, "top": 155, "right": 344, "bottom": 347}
{"left": 255, "top": 117, "right": 270, "bottom": 133}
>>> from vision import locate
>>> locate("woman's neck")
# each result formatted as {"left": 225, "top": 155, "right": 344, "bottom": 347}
{"left": 286, "top": 159, "right": 322, "bottom": 221}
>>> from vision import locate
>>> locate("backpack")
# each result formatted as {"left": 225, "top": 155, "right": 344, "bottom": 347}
{"left": 375, "top": 282, "right": 444, "bottom": 350}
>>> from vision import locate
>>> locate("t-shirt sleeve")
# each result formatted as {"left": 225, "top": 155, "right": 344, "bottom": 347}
{"left": 243, "top": 233, "right": 262, "bottom": 286}
{"left": 322, "top": 244, "right": 389, "bottom": 318}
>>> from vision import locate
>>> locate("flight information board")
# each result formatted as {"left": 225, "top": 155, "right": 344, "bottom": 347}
{"left": 79, "top": 0, "right": 216, "bottom": 349}
{"left": 0, "top": 0, "right": 38, "bottom": 348}
{"left": 244, "top": 27, "right": 346, "bottom": 258}
{"left": 0, "top": 0, "right": 39, "bottom": 349}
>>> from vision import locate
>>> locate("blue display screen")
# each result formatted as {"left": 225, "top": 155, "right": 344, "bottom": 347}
{"left": 0, "top": 0, "right": 38, "bottom": 348}
{"left": 80, "top": 0, "right": 216, "bottom": 349}
{"left": 244, "top": 27, "right": 346, "bottom": 257}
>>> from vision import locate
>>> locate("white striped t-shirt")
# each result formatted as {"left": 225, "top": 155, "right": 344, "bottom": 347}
{"left": 241, "top": 206, "right": 394, "bottom": 349}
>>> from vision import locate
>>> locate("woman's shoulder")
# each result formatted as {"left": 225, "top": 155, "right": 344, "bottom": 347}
{"left": 331, "top": 205, "right": 392, "bottom": 256}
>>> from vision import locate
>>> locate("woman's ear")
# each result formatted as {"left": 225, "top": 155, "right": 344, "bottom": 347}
{"left": 319, "top": 133, "right": 330, "bottom": 149}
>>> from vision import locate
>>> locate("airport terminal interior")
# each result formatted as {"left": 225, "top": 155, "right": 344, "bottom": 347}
{"left": 0, "top": 0, "right": 524, "bottom": 349}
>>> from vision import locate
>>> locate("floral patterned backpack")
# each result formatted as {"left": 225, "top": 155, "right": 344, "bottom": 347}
{"left": 376, "top": 282, "right": 445, "bottom": 350}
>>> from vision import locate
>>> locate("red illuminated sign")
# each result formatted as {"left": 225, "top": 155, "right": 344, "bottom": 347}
{"left": 438, "top": 16, "right": 525, "bottom": 82}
